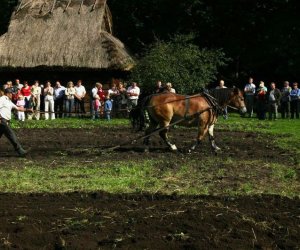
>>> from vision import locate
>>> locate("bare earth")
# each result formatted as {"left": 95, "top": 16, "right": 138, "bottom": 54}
{"left": 0, "top": 127, "right": 299, "bottom": 249}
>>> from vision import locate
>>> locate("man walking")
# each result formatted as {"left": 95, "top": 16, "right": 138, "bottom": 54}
{"left": 0, "top": 88, "right": 28, "bottom": 156}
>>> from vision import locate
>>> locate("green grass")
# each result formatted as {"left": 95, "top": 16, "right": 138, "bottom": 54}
{"left": 0, "top": 159, "right": 298, "bottom": 197}
{"left": 10, "top": 117, "right": 131, "bottom": 129}
{"left": 217, "top": 113, "right": 300, "bottom": 154}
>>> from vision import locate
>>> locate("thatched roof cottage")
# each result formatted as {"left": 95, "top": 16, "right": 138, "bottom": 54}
{"left": 0, "top": 0, "right": 133, "bottom": 84}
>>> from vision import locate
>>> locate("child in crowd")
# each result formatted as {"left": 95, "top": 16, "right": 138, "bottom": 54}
{"left": 93, "top": 94, "right": 101, "bottom": 119}
{"left": 16, "top": 95, "right": 25, "bottom": 121}
{"left": 104, "top": 95, "right": 113, "bottom": 121}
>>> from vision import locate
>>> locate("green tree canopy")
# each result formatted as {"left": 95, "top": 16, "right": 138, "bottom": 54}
{"left": 130, "top": 34, "right": 227, "bottom": 94}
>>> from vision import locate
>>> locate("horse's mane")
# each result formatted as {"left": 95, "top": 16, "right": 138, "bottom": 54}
{"left": 209, "top": 88, "right": 235, "bottom": 106}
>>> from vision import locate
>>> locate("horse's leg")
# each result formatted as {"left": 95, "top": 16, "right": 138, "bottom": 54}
{"left": 143, "top": 119, "right": 158, "bottom": 146}
{"left": 159, "top": 121, "right": 177, "bottom": 151}
{"left": 208, "top": 124, "right": 221, "bottom": 152}
{"left": 189, "top": 120, "right": 208, "bottom": 152}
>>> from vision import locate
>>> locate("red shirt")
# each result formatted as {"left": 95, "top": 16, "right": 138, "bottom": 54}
{"left": 97, "top": 89, "right": 106, "bottom": 102}
{"left": 21, "top": 86, "right": 32, "bottom": 97}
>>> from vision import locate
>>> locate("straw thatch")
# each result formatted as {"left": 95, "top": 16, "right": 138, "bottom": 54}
{"left": 0, "top": 0, "right": 133, "bottom": 70}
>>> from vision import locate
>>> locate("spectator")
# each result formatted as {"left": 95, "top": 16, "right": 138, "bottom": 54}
{"left": 165, "top": 82, "right": 176, "bottom": 93}
{"left": 216, "top": 80, "right": 227, "bottom": 89}
{"left": 65, "top": 81, "right": 76, "bottom": 118}
{"left": 44, "top": 81, "right": 55, "bottom": 120}
{"left": 74, "top": 80, "right": 86, "bottom": 117}
{"left": 267, "top": 82, "right": 281, "bottom": 120}
{"left": 97, "top": 83, "right": 106, "bottom": 117}
{"left": 155, "top": 80, "right": 163, "bottom": 93}
{"left": 21, "top": 81, "right": 31, "bottom": 104}
{"left": 108, "top": 83, "right": 120, "bottom": 117}
{"left": 21, "top": 81, "right": 33, "bottom": 120}
{"left": 93, "top": 95, "right": 101, "bottom": 119}
{"left": 244, "top": 77, "right": 256, "bottom": 117}
{"left": 104, "top": 95, "right": 113, "bottom": 121}
{"left": 280, "top": 81, "right": 291, "bottom": 119}
{"left": 127, "top": 82, "right": 140, "bottom": 111}
{"left": 15, "top": 79, "right": 23, "bottom": 90}
{"left": 255, "top": 81, "right": 267, "bottom": 120}
{"left": 11, "top": 81, "right": 21, "bottom": 104}
{"left": 90, "top": 82, "right": 102, "bottom": 119}
{"left": 216, "top": 80, "right": 228, "bottom": 119}
{"left": 31, "top": 81, "right": 42, "bottom": 120}
{"left": 290, "top": 82, "right": 300, "bottom": 119}
{"left": 54, "top": 81, "right": 65, "bottom": 118}
{"left": 16, "top": 95, "right": 25, "bottom": 121}
{"left": 118, "top": 82, "right": 128, "bottom": 117}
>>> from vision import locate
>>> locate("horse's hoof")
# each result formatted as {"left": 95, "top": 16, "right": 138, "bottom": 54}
{"left": 170, "top": 144, "right": 178, "bottom": 151}
{"left": 213, "top": 147, "right": 221, "bottom": 155}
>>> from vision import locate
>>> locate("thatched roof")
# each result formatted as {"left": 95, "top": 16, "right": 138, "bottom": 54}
{"left": 0, "top": 0, "right": 133, "bottom": 70}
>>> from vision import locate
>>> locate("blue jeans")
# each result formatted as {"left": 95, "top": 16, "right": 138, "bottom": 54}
{"left": 65, "top": 99, "right": 74, "bottom": 117}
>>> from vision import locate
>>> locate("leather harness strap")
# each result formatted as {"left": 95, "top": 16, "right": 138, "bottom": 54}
{"left": 184, "top": 96, "right": 190, "bottom": 119}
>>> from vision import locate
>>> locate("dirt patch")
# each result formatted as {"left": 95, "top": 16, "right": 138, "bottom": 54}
{"left": 0, "top": 192, "right": 298, "bottom": 249}
{"left": 0, "top": 127, "right": 298, "bottom": 248}
{"left": 0, "top": 128, "right": 291, "bottom": 165}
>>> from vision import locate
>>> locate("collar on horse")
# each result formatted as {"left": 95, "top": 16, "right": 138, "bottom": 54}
{"left": 201, "top": 91, "right": 224, "bottom": 116}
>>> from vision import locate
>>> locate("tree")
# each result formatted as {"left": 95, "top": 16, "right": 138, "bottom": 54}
{"left": 130, "top": 34, "right": 227, "bottom": 94}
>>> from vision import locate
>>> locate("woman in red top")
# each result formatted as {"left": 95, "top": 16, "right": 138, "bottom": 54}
{"left": 21, "top": 81, "right": 32, "bottom": 111}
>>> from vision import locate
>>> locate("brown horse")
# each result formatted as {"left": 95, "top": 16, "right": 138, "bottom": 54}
{"left": 143, "top": 88, "right": 247, "bottom": 152}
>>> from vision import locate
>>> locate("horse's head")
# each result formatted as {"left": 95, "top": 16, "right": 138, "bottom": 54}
{"left": 228, "top": 88, "right": 247, "bottom": 114}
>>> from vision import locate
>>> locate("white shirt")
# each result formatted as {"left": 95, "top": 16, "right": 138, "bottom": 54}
{"left": 108, "top": 88, "right": 119, "bottom": 96}
{"left": 75, "top": 85, "right": 86, "bottom": 97}
{"left": 91, "top": 87, "right": 99, "bottom": 99}
{"left": 54, "top": 86, "right": 66, "bottom": 99}
{"left": 0, "top": 96, "right": 18, "bottom": 120}
{"left": 244, "top": 83, "right": 256, "bottom": 95}
{"left": 127, "top": 86, "right": 140, "bottom": 100}
{"left": 216, "top": 86, "right": 227, "bottom": 89}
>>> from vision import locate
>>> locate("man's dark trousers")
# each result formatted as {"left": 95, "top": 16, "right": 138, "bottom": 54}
{"left": 0, "top": 118, "right": 22, "bottom": 151}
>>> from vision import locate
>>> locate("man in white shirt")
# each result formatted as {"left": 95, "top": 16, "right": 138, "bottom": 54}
{"left": 0, "top": 88, "right": 28, "bottom": 156}
{"left": 244, "top": 77, "right": 256, "bottom": 117}
{"left": 127, "top": 82, "right": 140, "bottom": 111}
{"left": 74, "top": 80, "right": 86, "bottom": 117}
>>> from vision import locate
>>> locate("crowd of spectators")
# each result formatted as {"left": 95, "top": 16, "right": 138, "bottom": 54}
{"left": 1, "top": 77, "right": 299, "bottom": 122}
{"left": 0, "top": 79, "right": 142, "bottom": 121}
{"left": 242, "top": 77, "right": 300, "bottom": 120}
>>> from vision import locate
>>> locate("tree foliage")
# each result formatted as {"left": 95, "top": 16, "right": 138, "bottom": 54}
{"left": 110, "top": 0, "right": 300, "bottom": 84}
{"left": 1, "top": 0, "right": 300, "bottom": 84}
{"left": 130, "top": 34, "right": 227, "bottom": 94}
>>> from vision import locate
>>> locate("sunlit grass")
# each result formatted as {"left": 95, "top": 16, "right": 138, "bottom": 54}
{"left": 0, "top": 159, "right": 297, "bottom": 197}
{"left": 10, "top": 117, "right": 131, "bottom": 129}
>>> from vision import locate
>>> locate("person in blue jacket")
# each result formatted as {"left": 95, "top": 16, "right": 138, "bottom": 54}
{"left": 104, "top": 96, "right": 113, "bottom": 121}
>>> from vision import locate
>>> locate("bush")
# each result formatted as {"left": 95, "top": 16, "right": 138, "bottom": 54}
{"left": 130, "top": 34, "right": 228, "bottom": 94}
